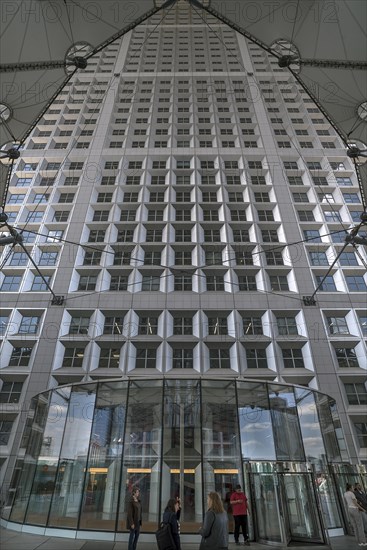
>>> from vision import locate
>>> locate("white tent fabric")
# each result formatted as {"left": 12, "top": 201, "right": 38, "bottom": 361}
{"left": 0, "top": 0, "right": 366, "bottom": 205}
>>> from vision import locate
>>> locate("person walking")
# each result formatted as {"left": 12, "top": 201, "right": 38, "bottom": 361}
{"left": 199, "top": 492, "right": 228, "bottom": 550}
{"left": 230, "top": 484, "right": 250, "bottom": 546}
{"left": 344, "top": 483, "right": 366, "bottom": 547}
{"left": 355, "top": 483, "right": 367, "bottom": 533}
{"left": 162, "top": 498, "right": 181, "bottom": 550}
{"left": 126, "top": 487, "right": 142, "bottom": 550}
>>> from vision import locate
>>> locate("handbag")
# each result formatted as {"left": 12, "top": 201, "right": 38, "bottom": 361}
{"left": 155, "top": 520, "right": 176, "bottom": 550}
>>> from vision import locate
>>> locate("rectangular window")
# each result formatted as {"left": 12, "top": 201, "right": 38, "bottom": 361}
{"left": 172, "top": 349, "right": 193, "bottom": 369}
{"left": 335, "top": 347, "right": 359, "bottom": 368}
{"left": 246, "top": 348, "right": 267, "bottom": 368}
{"left": 282, "top": 348, "right": 304, "bottom": 368}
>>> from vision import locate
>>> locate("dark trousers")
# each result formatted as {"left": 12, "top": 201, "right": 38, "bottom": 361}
{"left": 234, "top": 514, "right": 248, "bottom": 542}
{"left": 128, "top": 526, "right": 140, "bottom": 550}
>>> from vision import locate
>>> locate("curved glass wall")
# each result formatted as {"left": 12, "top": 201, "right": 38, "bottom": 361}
{"left": 5, "top": 377, "right": 355, "bottom": 542}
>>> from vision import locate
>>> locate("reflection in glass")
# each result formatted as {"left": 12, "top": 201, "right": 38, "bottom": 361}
{"left": 237, "top": 381, "right": 276, "bottom": 461}
{"left": 25, "top": 387, "right": 71, "bottom": 525}
{"left": 282, "top": 474, "right": 322, "bottom": 540}
{"left": 79, "top": 381, "right": 128, "bottom": 530}
{"left": 48, "top": 384, "right": 97, "bottom": 528}
{"left": 9, "top": 393, "right": 50, "bottom": 523}
{"left": 315, "top": 394, "right": 341, "bottom": 462}
{"left": 201, "top": 380, "right": 241, "bottom": 512}
{"left": 316, "top": 474, "right": 342, "bottom": 529}
{"left": 253, "top": 473, "right": 282, "bottom": 542}
{"left": 162, "top": 380, "right": 202, "bottom": 531}
{"left": 295, "top": 388, "right": 326, "bottom": 470}
{"left": 269, "top": 384, "right": 304, "bottom": 461}
{"left": 117, "top": 380, "right": 162, "bottom": 532}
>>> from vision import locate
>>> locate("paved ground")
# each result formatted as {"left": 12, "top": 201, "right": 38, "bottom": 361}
{"left": 0, "top": 525, "right": 362, "bottom": 550}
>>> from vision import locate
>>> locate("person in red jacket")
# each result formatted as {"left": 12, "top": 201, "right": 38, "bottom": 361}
{"left": 230, "top": 484, "right": 250, "bottom": 546}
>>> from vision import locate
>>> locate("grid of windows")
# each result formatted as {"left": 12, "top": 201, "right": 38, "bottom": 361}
{"left": 2, "top": 9, "right": 365, "bottom": 480}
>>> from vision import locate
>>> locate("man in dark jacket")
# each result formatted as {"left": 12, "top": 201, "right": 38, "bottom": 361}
{"left": 127, "top": 487, "right": 142, "bottom": 550}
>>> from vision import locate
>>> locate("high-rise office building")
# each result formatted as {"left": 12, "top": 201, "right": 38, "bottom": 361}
{"left": 1, "top": 0, "right": 366, "bottom": 544}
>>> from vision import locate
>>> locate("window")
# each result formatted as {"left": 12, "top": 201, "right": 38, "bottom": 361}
{"left": 358, "top": 316, "right": 367, "bottom": 336}
{"left": 31, "top": 275, "right": 51, "bottom": 291}
{"left": 293, "top": 193, "right": 308, "bottom": 203}
{"left": 9, "top": 346, "right": 33, "bottom": 366}
{"left": 138, "top": 316, "right": 158, "bottom": 335}
{"left": 261, "top": 229, "right": 278, "bottom": 242}
{"left": 110, "top": 275, "right": 128, "bottom": 291}
{"left": 246, "top": 348, "right": 267, "bottom": 368}
{"left": 46, "top": 229, "right": 64, "bottom": 243}
{"left": 26, "top": 211, "right": 43, "bottom": 223}
{"left": 19, "top": 316, "right": 40, "bottom": 334}
{"left": 78, "top": 275, "right": 97, "bottom": 291}
{"left": 326, "top": 316, "right": 349, "bottom": 335}
{"left": 173, "top": 317, "right": 192, "bottom": 335}
{"left": 174, "top": 251, "right": 192, "bottom": 266}
{"left": 63, "top": 347, "right": 84, "bottom": 368}
{"left": 208, "top": 317, "right": 227, "bottom": 335}
{"left": 284, "top": 161, "right": 298, "bottom": 170}
{"left": 265, "top": 251, "right": 284, "bottom": 266}
{"left": 0, "top": 421, "right": 13, "bottom": 445}
{"left": 92, "top": 210, "right": 109, "bottom": 222}
{"left": 136, "top": 348, "right": 156, "bottom": 368}
{"left": 52, "top": 210, "right": 69, "bottom": 222}
{"left": 206, "top": 275, "right": 224, "bottom": 291}
{"left": 336, "top": 176, "right": 352, "bottom": 186}
{"left": 7, "top": 194, "right": 25, "bottom": 204}
{"left": 235, "top": 251, "right": 253, "bottom": 266}
{"left": 345, "top": 276, "right": 367, "bottom": 292}
{"left": 344, "top": 383, "right": 367, "bottom": 405}
{"left": 309, "top": 251, "right": 328, "bottom": 266}
{"left": 233, "top": 229, "right": 249, "bottom": 243}
{"left": 238, "top": 275, "right": 257, "bottom": 291}
{"left": 173, "top": 349, "right": 193, "bottom": 369}
{"left": 69, "top": 316, "right": 90, "bottom": 335}
{"left": 0, "top": 382, "right": 23, "bottom": 404}
{"left": 242, "top": 316, "right": 263, "bottom": 335}
{"left": 343, "top": 193, "right": 360, "bottom": 203}
{"left": 288, "top": 176, "right": 303, "bottom": 185}
{"left": 354, "top": 423, "right": 367, "bottom": 448}
{"left": 230, "top": 209, "right": 247, "bottom": 222}
{"left": 209, "top": 348, "right": 230, "bottom": 368}
{"left": 298, "top": 210, "right": 315, "bottom": 222}
{"left": 39, "top": 251, "right": 58, "bottom": 266}
{"left": 331, "top": 230, "right": 347, "bottom": 243}
{"left": 1, "top": 275, "right": 22, "bottom": 291}
{"left": 98, "top": 347, "right": 120, "bottom": 368}
{"left": 147, "top": 209, "right": 164, "bottom": 221}
{"left": 141, "top": 275, "right": 160, "bottom": 291}
{"left": 277, "top": 316, "right": 298, "bottom": 335}
{"left": 9, "top": 252, "right": 28, "bottom": 266}
{"left": 303, "top": 229, "right": 322, "bottom": 243}
{"left": 324, "top": 211, "right": 341, "bottom": 222}
{"left": 174, "top": 275, "right": 192, "bottom": 291}
{"left": 103, "top": 316, "right": 124, "bottom": 335}
{"left": 270, "top": 275, "right": 289, "bottom": 291}
{"left": 254, "top": 192, "right": 270, "bottom": 202}
{"left": 59, "top": 193, "right": 75, "bottom": 203}
{"left": 282, "top": 348, "right": 304, "bottom": 368}
{"left": 315, "top": 275, "right": 336, "bottom": 291}
{"left": 339, "top": 252, "right": 358, "bottom": 266}
{"left": 335, "top": 347, "right": 359, "bottom": 368}
{"left": 88, "top": 230, "right": 105, "bottom": 243}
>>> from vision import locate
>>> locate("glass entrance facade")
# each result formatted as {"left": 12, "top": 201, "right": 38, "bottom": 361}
{"left": 3, "top": 377, "right": 363, "bottom": 543}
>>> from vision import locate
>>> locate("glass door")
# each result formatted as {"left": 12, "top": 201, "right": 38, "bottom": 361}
{"left": 280, "top": 473, "right": 325, "bottom": 543}
{"left": 252, "top": 473, "right": 285, "bottom": 545}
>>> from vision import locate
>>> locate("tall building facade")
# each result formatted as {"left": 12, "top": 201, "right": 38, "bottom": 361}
{"left": 1, "top": 0, "right": 366, "bottom": 543}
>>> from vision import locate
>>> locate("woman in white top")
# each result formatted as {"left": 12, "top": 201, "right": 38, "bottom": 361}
{"left": 344, "top": 483, "right": 366, "bottom": 546}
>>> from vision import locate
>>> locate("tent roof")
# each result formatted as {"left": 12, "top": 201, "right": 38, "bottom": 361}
{"left": 0, "top": 0, "right": 366, "bottom": 205}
